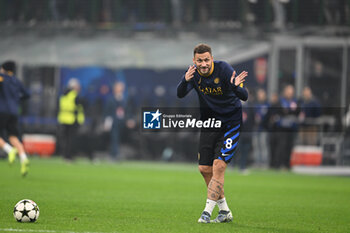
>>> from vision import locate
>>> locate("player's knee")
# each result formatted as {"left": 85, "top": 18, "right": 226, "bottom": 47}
{"left": 213, "top": 160, "right": 226, "bottom": 175}
{"left": 198, "top": 165, "right": 212, "bottom": 177}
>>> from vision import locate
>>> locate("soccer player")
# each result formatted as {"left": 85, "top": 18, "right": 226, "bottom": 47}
{"left": 0, "top": 61, "right": 30, "bottom": 176}
{"left": 177, "top": 43, "right": 248, "bottom": 223}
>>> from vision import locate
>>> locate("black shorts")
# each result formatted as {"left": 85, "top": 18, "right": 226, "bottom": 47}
{"left": 198, "top": 122, "right": 241, "bottom": 166}
{"left": 0, "top": 113, "right": 19, "bottom": 137}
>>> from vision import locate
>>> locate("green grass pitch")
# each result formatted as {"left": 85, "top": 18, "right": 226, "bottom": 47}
{"left": 1, "top": 158, "right": 350, "bottom": 233}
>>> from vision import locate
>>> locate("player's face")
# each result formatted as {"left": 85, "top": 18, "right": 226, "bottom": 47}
{"left": 193, "top": 52, "right": 213, "bottom": 75}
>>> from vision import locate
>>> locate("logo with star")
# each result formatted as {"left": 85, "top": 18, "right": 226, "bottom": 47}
{"left": 143, "top": 109, "right": 162, "bottom": 129}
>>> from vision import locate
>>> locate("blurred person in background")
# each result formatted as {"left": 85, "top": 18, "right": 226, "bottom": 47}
{"left": 104, "top": 81, "right": 126, "bottom": 161}
{"left": 0, "top": 61, "right": 30, "bottom": 176}
{"left": 183, "top": 0, "right": 210, "bottom": 25}
{"left": 298, "top": 86, "right": 321, "bottom": 145}
{"left": 171, "top": 0, "right": 182, "bottom": 28}
{"left": 277, "top": 85, "right": 299, "bottom": 169}
{"left": 177, "top": 43, "right": 248, "bottom": 223}
{"left": 323, "top": 0, "right": 345, "bottom": 25}
{"left": 235, "top": 88, "right": 254, "bottom": 174}
{"left": 345, "top": 103, "right": 350, "bottom": 130}
{"left": 253, "top": 88, "right": 269, "bottom": 168}
{"left": 271, "top": 0, "right": 288, "bottom": 30}
{"left": 57, "top": 78, "right": 85, "bottom": 161}
{"left": 299, "top": 87, "right": 321, "bottom": 119}
{"left": 263, "top": 93, "right": 282, "bottom": 169}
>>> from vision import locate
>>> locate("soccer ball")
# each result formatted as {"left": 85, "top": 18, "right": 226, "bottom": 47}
{"left": 13, "top": 199, "right": 40, "bottom": 222}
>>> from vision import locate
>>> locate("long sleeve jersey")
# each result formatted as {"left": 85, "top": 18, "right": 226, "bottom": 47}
{"left": 177, "top": 61, "right": 248, "bottom": 125}
{"left": 0, "top": 72, "right": 30, "bottom": 116}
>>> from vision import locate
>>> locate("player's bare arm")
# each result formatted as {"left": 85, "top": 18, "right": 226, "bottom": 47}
{"left": 185, "top": 65, "right": 196, "bottom": 82}
{"left": 230, "top": 71, "right": 248, "bottom": 86}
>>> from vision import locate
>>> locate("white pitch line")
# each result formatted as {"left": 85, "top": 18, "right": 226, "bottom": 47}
{"left": 0, "top": 229, "right": 117, "bottom": 233}
{"left": 0, "top": 229, "right": 56, "bottom": 233}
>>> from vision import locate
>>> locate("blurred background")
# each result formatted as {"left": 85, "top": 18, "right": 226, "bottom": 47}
{"left": 1, "top": 0, "right": 350, "bottom": 171}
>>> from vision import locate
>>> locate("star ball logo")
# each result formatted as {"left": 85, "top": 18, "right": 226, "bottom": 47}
{"left": 142, "top": 108, "right": 222, "bottom": 131}
{"left": 143, "top": 109, "right": 162, "bottom": 129}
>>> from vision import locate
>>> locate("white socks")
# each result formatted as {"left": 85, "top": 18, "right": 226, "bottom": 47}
{"left": 203, "top": 198, "right": 230, "bottom": 216}
{"left": 203, "top": 199, "right": 216, "bottom": 215}
{"left": 217, "top": 197, "right": 230, "bottom": 211}
{"left": 3, "top": 143, "right": 13, "bottom": 153}
{"left": 2, "top": 143, "right": 28, "bottom": 163}
{"left": 19, "top": 153, "right": 28, "bottom": 163}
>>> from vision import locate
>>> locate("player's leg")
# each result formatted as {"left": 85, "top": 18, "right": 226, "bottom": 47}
{"left": 211, "top": 123, "right": 241, "bottom": 223}
{"left": 198, "top": 164, "right": 228, "bottom": 220}
{"left": 197, "top": 130, "right": 217, "bottom": 223}
{"left": 0, "top": 137, "right": 17, "bottom": 164}
{"left": 209, "top": 159, "right": 227, "bottom": 201}
{"left": 0, "top": 114, "right": 18, "bottom": 164}
{"left": 210, "top": 159, "right": 232, "bottom": 223}
{"left": 9, "top": 136, "right": 29, "bottom": 176}
{"left": 0, "top": 137, "right": 5, "bottom": 148}
{"left": 199, "top": 160, "right": 229, "bottom": 223}
{"left": 8, "top": 136, "right": 27, "bottom": 161}
{"left": 7, "top": 115, "right": 29, "bottom": 176}
{"left": 198, "top": 165, "right": 214, "bottom": 223}
{"left": 198, "top": 165, "right": 225, "bottom": 198}
{"left": 208, "top": 159, "right": 226, "bottom": 199}
{"left": 198, "top": 165, "right": 212, "bottom": 186}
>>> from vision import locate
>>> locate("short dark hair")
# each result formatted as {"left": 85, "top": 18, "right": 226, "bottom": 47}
{"left": 193, "top": 43, "right": 212, "bottom": 56}
{"left": 1, "top": 61, "right": 16, "bottom": 73}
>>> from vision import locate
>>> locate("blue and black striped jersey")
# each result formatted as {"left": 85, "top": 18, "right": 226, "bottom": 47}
{"left": 177, "top": 60, "right": 248, "bottom": 125}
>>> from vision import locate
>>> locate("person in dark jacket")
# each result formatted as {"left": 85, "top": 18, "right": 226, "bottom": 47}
{"left": 278, "top": 85, "right": 299, "bottom": 169}
{"left": 104, "top": 81, "right": 127, "bottom": 160}
{"left": 298, "top": 86, "right": 321, "bottom": 145}
{"left": 236, "top": 88, "right": 254, "bottom": 173}
{"left": 253, "top": 88, "right": 269, "bottom": 168}
{"left": 263, "top": 93, "right": 282, "bottom": 169}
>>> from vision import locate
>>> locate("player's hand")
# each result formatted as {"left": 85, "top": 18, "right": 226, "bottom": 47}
{"left": 185, "top": 65, "right": 196, "bottom": 82}
{"left": 230, "top": 71, "right": 248, "bottom": 86}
